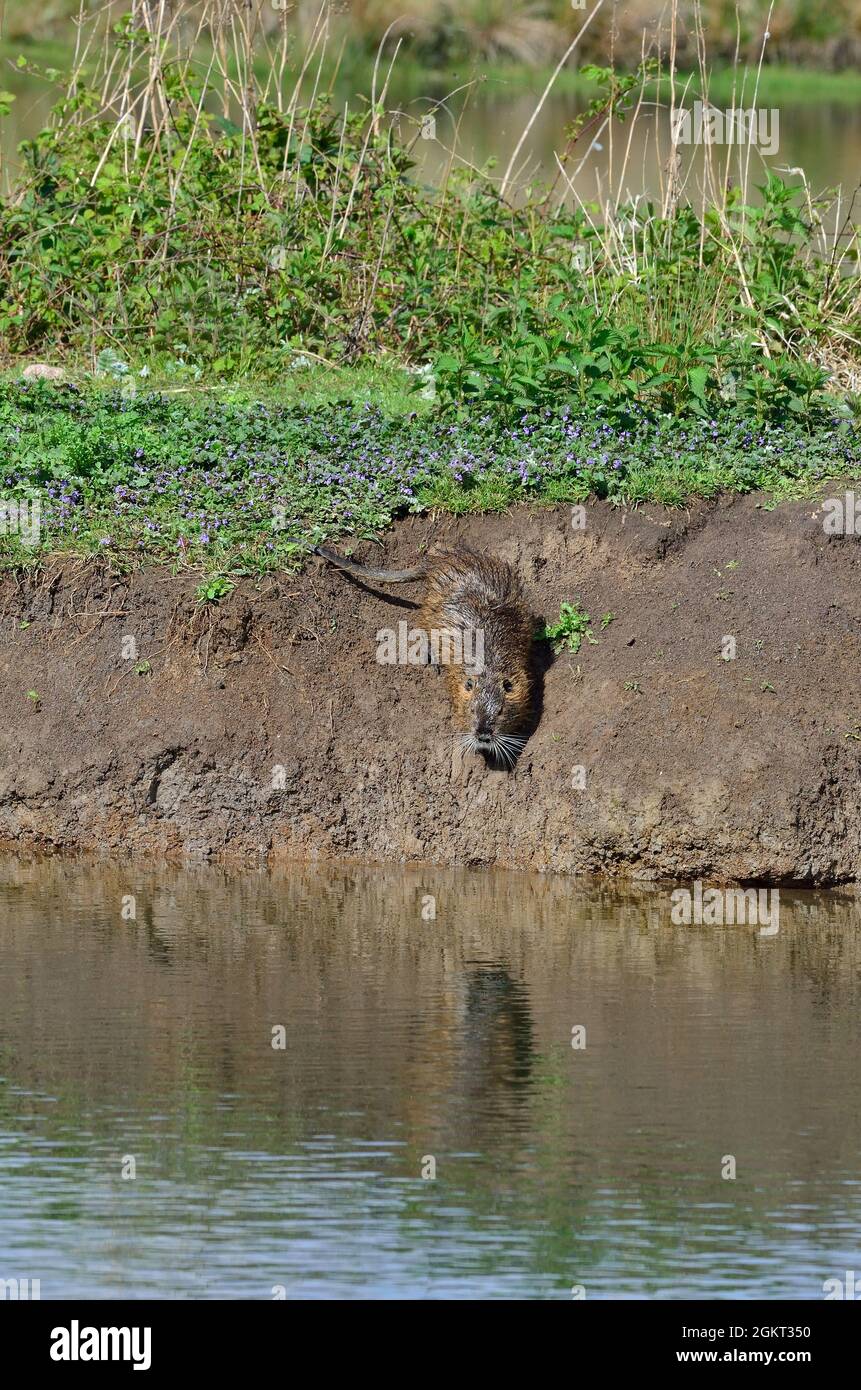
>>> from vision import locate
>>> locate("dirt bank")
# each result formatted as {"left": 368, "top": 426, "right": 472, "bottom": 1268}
{"left": 2, "top": 493, "right": 861, "bottom": 883}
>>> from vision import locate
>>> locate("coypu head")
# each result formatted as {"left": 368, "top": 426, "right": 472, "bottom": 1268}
{"left": 444, "top": 613, "right": 533, "bottom": 769}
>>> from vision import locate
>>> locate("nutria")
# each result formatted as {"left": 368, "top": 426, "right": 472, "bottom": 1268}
{"left": 307, "top": 543, "right": 535, "bottom": 767}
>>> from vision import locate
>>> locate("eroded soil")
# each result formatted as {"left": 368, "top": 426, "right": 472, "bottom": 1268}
{"left": 2, "top": 493, "right": 861, "bottom": 883}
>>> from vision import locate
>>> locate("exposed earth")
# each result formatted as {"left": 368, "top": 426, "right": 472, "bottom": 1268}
{"left": 2, "top": 492, "right": 861, "bottom": 884}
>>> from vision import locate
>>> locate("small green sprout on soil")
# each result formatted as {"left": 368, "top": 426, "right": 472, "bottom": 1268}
{"left": 624, "top": 679, "right": 643, "bottom": 693}
{"left": 540, "top": 602, "right": 598, "bottom": 656}
{"left": 196, "top": 577, "right": 235, "bottom": 603}
{"left": 26, "top": 689, "right": 40, "bottom": 708}
{"left": 600, "top": 612, "right": 615, "bottom": 631}
{"left": 135, "top": 660, "right": 152, "bottom": 676}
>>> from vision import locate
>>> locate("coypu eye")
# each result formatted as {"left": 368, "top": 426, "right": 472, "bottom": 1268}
{"left": 464, "top": 678, "right": 475, "bottom": 691}
{"left": 502, "top": 679, "right": 514, "bottom": 693}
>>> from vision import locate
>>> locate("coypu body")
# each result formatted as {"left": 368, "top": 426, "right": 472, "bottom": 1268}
{"left": 311, "top": 543, "right": 534, "bottom": 766}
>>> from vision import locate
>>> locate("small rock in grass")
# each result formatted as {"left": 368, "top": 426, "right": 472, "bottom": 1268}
{"left": 22, "top": 363, "right": 65, "bottom": 381}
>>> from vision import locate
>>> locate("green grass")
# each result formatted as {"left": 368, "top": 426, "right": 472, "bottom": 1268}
{"left": 0, "top": 10, "right": 859, "bottom": 581}
{"left": 1, "top": 378, "right": 859, "bottom": 576}
{"left": 4, "top": 35, "right": 861, "bottom": 103}
{"left": 367, "top": 60, "right": 861, "bottom": 105}
{"left": 675, "top": 64, "right": 861, "bottom": 105}
{"left": 2, "top": 8, "right": 859, "bottom": 425}
{"left": 0, "top": 360, "right": 425, "bottom": 414}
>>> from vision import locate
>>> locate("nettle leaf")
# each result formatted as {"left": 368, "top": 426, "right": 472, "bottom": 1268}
{"left": 434, "top": 354, "right": 461, "bottom": 374}
{"left": 687, "top": 366, "right": 711, "bottom": 400}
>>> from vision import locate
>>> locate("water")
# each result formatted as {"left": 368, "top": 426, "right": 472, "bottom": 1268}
{"left": 1, "top": 854, "right": 859, "bottom": 1300}
{"left": 2, "top": 64, "right": 861, "bottom": 216}
{"left": 409, "top": 87, "right": 861, "bottom": 206}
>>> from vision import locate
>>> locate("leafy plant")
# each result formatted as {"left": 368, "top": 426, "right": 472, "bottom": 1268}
{"left": 539, "top": 601, "right": 598, "bottom": 655}
{"left": 196, "top": 577, "right": 235, "bottom": 603}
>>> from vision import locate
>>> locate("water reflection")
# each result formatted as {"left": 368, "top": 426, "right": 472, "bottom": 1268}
{"left": 0, "top": 854, "right": 859, "bottom": 1298}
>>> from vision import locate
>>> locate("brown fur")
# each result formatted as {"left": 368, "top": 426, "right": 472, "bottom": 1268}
{"left": 314, "top": 544, "right": 534, "bottom": 754}
{"left": 418, "top": 550, "right": 533, "bottom": 736}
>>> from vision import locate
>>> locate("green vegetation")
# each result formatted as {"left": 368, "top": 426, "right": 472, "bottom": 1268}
{"left": 2, "top": 377, "right": 858, "bottom": 572}
{"left": 0, "top": 3, "right": 859, "bottom": 574}
{"left": 1, "top": 42, "right": 858, "bottom": 417}
{"left": 540, "top": 602, "right": 598, "bottom": 655}
{"left": 196, "top": 575, "right": 235, "bottom": 602}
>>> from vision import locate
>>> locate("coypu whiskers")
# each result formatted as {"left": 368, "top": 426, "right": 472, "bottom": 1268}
{"left": 462, "top": 732, "right": 527, "bottom": 769}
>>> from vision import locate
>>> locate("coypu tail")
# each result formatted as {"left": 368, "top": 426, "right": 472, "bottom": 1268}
{"left": 296, "top": 541, "right": 426, "bottom": 585}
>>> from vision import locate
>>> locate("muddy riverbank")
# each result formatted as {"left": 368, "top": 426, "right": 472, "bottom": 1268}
{"left": 1, "top": 493, "right": 860, "bottom": 883}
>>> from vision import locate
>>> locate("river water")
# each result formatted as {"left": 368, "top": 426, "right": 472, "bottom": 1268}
{"left": 0, "top": 854, "right": 858, "bottom": 1299}
{"left": 2, "top": 61, "right": 861, "bottom": 215}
